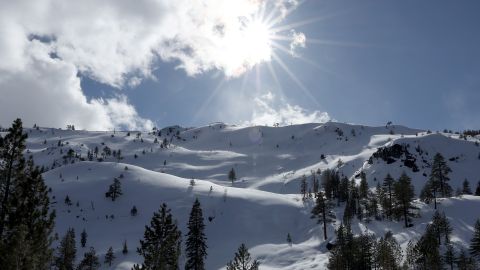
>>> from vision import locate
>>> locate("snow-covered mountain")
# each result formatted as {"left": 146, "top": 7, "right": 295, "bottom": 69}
{"left": 14, "top": 122, "right": 480, "bottom": 269}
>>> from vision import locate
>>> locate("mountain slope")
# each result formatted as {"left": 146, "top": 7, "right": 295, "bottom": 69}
{"left": 11, "top": 122, "right": 480, "bottom": 269}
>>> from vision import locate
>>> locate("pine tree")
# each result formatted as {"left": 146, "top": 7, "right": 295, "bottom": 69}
{"left": 0, "top": 119, "right": 27, "bottom": 238}
{"left": 54, "top": 228, "right": 77, "bottom": 270}
{"left": 382, "top": 174, "right": 395, "bottom": 219}
{"left": 359, "top": 172, "right": 369, "bottom": 199}
{"left": 104, "top": 246, "right": 115, "bottom": 267}
{"left": 185, "top": 199, "right": 207, "bottom": 270}
{"left": 366, "top": 191, "right": 379, "bottom": 221}
{"left": 444, "top": 244, "right": 455, "bottom": 270}
{"left": 404, "top": 240, "right": 420, "bottom": 269}
{"left": 475, "top": 181, "right": 480, "bottom": 196}
{"left": 77, "top": 247, "right": 101, "bottom": 270}
{"left": 420, "top": 181, "right": 434, "bottom": 205}
{"left": 393, "top": 172, "right": 415, "bottom": 227}
{"left": 226, "top": 243, "right": 259, "bottom": 270}
{"left": 428, "top": 153, "right": 453, "bottom": 208}
{"left": 463, "top": 179, "right": 473, "bottom": 195}
{"left": 337, "top": 176, "right": 349, "bottom": 203}
{"left": 469, "top": 218, "right": 480, "bottom": 259}
{"left": 321, "top": 169, "right": 334, "bottom": 200}
{"left": 135, "top": 203, "right": 181, "bottom": 269}
{"left": 0, "top": 119, "right": 55, "bottom": 269}
{"left": 441, "top": 212, "right": 452, "bottom": 244}
{"left": 311, "top": 172, "right": 319, "bottom": 195}
{"left": 416, "top": 224, "right": 442, "bottom": 270}
{"left": 374, "top": 231, "right": 402, "bottom": 270}
{"left": 376, "top": 181, "right": 386, "bottom": 219}
{"left": 343, "top": 180, "right": 358, "bottom": 225}
{"left": 286, "top": 233, "right": 292, "bottom": 247}
{"left": 228, "top": 168, "right": 236, "bottom": 186}
{"left": 300, "top": 175, "right": 308, "bottom": 201}
{"left": 105, "top": 178, "right": 122, "bottom": 201}
{"left": 311, "top": 190, "right": 334, "bottom": 240}
{"left": 65, "top": 195, "right": 72, "bottom": 206}
{"left": 131, "top": 205, "right": 138, "bottom": 216}
{"left": 457, "top": 249, "right": 477, "bottom": 270}
{"left": 122, "top": 240, "right": 128, "bottom": 255}
{"left": 81, "top": 229, "right": 87, "bottom": 248}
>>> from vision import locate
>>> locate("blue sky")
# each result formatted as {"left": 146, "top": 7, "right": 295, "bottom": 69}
{"left": 1, "top": 0, "right": 479, "bottom": 131}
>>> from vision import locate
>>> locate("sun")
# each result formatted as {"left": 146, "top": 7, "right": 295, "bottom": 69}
{"left": 241, "top": 19, "right": 273, "bottom": 65}
{"left": 217, "top": 2, "right": 309, "bottom": 78}
{"left": 220, "top": 17, "right": 274, "bottom": 77}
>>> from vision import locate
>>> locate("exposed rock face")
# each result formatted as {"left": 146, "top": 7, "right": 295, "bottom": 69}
{"left": 369, "top": 144, "right": 419, "bottom": 172}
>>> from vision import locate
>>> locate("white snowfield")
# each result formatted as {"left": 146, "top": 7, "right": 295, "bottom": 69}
{"left": 17, "top": 122, "right": 480, "bottom": 269}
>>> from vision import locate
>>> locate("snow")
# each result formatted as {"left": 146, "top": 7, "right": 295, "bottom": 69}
{"left": 14, "top": 122, "right": 480, "bottom": 269}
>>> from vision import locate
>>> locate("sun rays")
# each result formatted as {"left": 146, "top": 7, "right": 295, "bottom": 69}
{"left": 192, "top": 0, "right": 367, "bottom": 124}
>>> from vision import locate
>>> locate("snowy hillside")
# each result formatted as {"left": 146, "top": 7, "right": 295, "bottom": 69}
{"left": 13, "top": 122, "right": 480, "bottom": 269}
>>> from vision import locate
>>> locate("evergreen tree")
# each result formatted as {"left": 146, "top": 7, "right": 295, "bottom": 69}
{"left": 417, "top": 224, "right": 443, "bottom": 270}
{"left": 366, "top": 190, "right": 379, "bottom": 221}
{"left": 311, "top": 191, "right": 334, "bottom": 240}
{"left": 0, "top": 119, "right": 27, "bottom": 237}
{"left": 420, "top": 181, "right": 434, "bottom": 205}
{"left": 0, "top": 119, "right": 56, "bottom": 269}
{"left": 228, "top": 168, "right": 237, "bottom": 186}
{"left": 431, "top": 211, "right": 450, "bottom": 245}
{"left": 382, "top": 174, "right": 395, "bottom": 219}
{"left": 321, "top": 169, "right": 334, "bottom": 200}
{"left": 135, "top": 203, "right": 181, "bottom": 269}
{"left": 463, "top": 179, "right": 473, "bottom": 195}
{"left": 444, "top": 244, "right": 455, "bottom": 270}
{"left": 122, "top": 240, "right": 128, "bottom": 255}
{"left": 374, "top": 231, "right": 402, "bottom": 270}
{"left": 77, "top": 247, "right": 101, "bottom": 270}
{"left": 81, "top": 229, "right": 87, "bottom": 248}
{"left": 469, "top": 218, "right": 480, "bottom": 259}
{"left": 300, "top": 175, "right": 308, "bottom": 201}
{"left": 337, "top": 176, "right": 349, "bottom": 203}
{"left": 311, "top": 172, "right": 319, "bottom": 195}
{"left": 343, "top": 180, "right": 358, "bottom": 225}
{"left": 359, "top": 172, "right": 368, "bottom": 199}
{"left": 376, "top": 181, "right": 386, "bottom": 220}
{"left": 65, "top": 195, "right": 72, "bottom": 206}
{"left": 105, "top": 178, "right": 122, "bottom": 201}
{"left": 185, "top": 199, "right": 207, "bottom": 270}
{"left": 457, "top": 249, "right": 477, "bottom": 270}
{"left": 55, "top": 228, "right": 77, "bottom": 270}
{"left": 226, "top": 243, "right": 259, "bottom": 270}
{"left": 475, "top": 181, "right": 480, "bottom": 196}
{"left": 286, "top": 233, "right": 292, "bottom": 247}
{"left": 104, "top": 246, "right": 115, "bottom": 267}
{"left": 404, "top": 240, "right": 420, "bottom": 269}
{"left": 428, "top": 153, "right": 453, "bottom": 208}
{"left": 393, "top": 172, "right": 415, "bottom": 227}
{"left": 131, "top": 205, "right": 138, "bottom": 217}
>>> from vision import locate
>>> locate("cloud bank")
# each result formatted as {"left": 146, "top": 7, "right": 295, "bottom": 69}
{"left": 0, "top": 0, "right": 304, "bottom": 130}
{"left": 247, "top": 92, "right": 331, "bottom": 126}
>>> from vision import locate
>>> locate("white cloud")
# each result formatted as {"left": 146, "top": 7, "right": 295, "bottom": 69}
{"left": 246, "top": 92, "right": 331, "bottom": 126}
{"left": 0, "top": 40, "right": 153, "bottom": 130}
{"left": 289, "top": 30, "right": 306, "bottom": 57}
{"left": 0, "top": 0, "right": 304, "bottom": 130}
